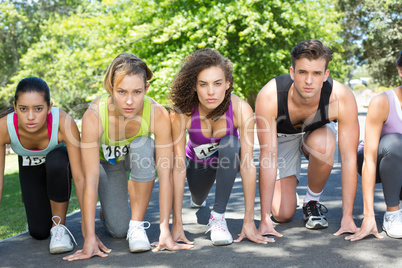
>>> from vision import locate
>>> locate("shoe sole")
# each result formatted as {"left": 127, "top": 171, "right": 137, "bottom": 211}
{"left": 130, "top": 247, "right": 151, "bottom": 253}
{"left": 305, "top": 218, "right": 328, "bottom": 229}
{"left": 382, "top": 226, "right": 402, "bottom": 239}
{"left": 305, "top": 222, "right": 328, "bottom": 229}
{"left": 50, "top": 246, "right": 73, "bottom": 254}
{"left": 212, "top": 239, "right": 233, "bottom": 246}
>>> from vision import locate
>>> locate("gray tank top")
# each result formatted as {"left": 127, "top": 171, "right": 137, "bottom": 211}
{"left": 381, "top": 89, "right": 402, "bottom": 136}
{"left": 358, "top": 89, "right": 402, "bottom": 151}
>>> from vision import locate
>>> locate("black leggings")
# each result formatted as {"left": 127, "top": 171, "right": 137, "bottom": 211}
{"left": 18, "top": 146, "right": 72, "bottom": 240}
{"left": 187, "top": 135, "right": 240, "bottom": 214}
{"left": 357, "top": 133, "right": 402, "bottom": 207}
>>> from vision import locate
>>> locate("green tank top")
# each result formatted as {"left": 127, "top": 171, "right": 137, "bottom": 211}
{"left": 98, "top": 94, "right": 151, "bottom": 164}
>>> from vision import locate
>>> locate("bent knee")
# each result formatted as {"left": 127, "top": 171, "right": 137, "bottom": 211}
{"left": 30, "top": 229, "right": 50, "bottom": 240}
{"left": 272, "top": 213, "right": 293, "bottom": 223}
{"left": 304, "top": 127, "right": 336, "bottom": 155}
{"left": 271, "top": 208, "right": 295, "bottom": 223}
{"left": 106, "top": 225, "right": 128, "bottom": 238}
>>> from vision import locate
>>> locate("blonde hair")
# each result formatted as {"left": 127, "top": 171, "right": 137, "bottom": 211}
{"left": 103, "top": 53, "right": 153, "bottom": 94}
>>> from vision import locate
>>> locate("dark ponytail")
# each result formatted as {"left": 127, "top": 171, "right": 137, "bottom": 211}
{"left": 0, "top": 107, "right": 14, "bottom": 119}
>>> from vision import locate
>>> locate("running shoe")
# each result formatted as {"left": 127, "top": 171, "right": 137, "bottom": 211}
{"left": 49, "top": 216, "right": 77, "bottom": 254}
{"left": 127, "top": 221, "right": 151, "bottom": 252}
{"left": 206, "top": 211, "right": 233, "bottom": 246}
{"left": 382, "top": 211, "right": 402, "bottom": 239}
{"left": 302, "top": 200, "right": 328, "bottom": 229}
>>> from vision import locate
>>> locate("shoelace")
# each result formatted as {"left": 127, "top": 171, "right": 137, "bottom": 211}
{"left": 51, "top": 216, "right": 77, "bottom": 245}
{"left": 307, "top": 201, "right": 328, "bottom": 216}
{"left": 126, "top": 221, "right": 151, "bottom": 240}
{"left": 206, "top": 217, "right": 226, "bottom": 234}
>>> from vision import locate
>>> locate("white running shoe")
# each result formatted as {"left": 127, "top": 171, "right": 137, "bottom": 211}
{"left": 190, "top": 195, "right": 206, "bottom": 208}
{"left": 206, "top": 211, "right": 233, "bottom": 246}
{"left": 127, "top": 221, "right": 151, "bottom": 252}
{"left": 49, "top": 216, "right": 77, "bottom": 254}
{"left": 382, "top": 211, "right": 402, "bottom": 239}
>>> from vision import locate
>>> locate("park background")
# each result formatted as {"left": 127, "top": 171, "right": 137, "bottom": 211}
{"left": 0, "top": 0, "right": 401, "bottom": 240}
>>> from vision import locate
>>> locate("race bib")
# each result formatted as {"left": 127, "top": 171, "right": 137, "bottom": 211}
{"left": 22, "top": 156, "right": 46, "bottom": 166}
{"left": 193, "top": 143, "right": 219, "bottom": 160}
{"left": 102, "top": 144, "right": 129, "bottom": 164}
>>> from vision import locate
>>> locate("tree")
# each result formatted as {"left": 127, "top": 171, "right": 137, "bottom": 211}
{"left": 337, "top": 0, "right": 402, "bottom": 87}
{"left": 0, "top": 0, "right": 87, "bottom": 109}
{"left": 2, "top": 0, "right": 345, "bottom": 117}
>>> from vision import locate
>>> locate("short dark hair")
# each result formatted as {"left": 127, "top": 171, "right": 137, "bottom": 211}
{"left": 291, "top": 39, "right": 333, "bottom": 70}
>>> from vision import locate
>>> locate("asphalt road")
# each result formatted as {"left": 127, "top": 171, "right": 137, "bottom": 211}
{"left": 1, "top": 89, "right": 400, "bottom": 268}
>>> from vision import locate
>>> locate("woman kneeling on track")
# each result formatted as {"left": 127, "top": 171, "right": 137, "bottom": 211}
{"left": 0, "top": 77, "right": 84, "bottom": 254}
{"left": 347, "top": 50, "right": 402, "bottom": 241}
{"left": 64, "top": 53, "right": 192, "bottom": 261}
{"left": 169, "top": 48, "right": 272, "bottom": 246}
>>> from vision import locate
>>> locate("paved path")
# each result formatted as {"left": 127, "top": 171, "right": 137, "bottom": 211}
{"left": 1, "top": 89, "right": 401, "bottom": 268}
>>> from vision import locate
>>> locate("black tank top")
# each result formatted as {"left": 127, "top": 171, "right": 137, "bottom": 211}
{"left": 275, "top": 74, "right": 333, "bottom": 134}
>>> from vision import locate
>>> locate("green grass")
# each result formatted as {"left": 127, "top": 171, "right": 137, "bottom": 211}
{"left": 0, "top": 154, "right": 81, "bottom": 241}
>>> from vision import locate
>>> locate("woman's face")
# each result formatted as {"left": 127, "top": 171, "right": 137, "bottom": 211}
{"left": 13, "top": 91, "right": 52, "bottom": 133}
{"left": 195, "top": 66, "right": 230, "bottom": 114}
{"left": 112, "top": 74, "right": 149, "bottom": 119}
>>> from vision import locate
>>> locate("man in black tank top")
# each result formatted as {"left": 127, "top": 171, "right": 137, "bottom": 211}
{"left": 255, "top": 39, "right": 359, "bottom": 237}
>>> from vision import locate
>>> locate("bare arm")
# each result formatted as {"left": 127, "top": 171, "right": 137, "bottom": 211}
{"left": 255, "top": 80, "right": 282, "bottom": 237}
{"left": 361, "top": 95, "right": 387, "bottom": 217}
{"left": 152, "top": 105, "right": 193, "bottom": 251}
{"left": 170, "top": 110, "right": 193, "bottom": 244}
{"left": 346, "top": 93, "right": 387, "bottom": 241}
{"left": 0, "top": 117, "right": 11, "bottom": 206}
{"left": 64, "top": 103, "right": 111, "bottom": 261}
{"left": 232, "top": 96, "right": 272, "bottom": 244}
{"left": 333, "top": 81, "right": 359, "bottom": 235}
{"left": 58, "top": 111, "right": 84, "bottom": 214}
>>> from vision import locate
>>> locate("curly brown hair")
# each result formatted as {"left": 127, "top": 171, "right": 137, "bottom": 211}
{"left": 170, "top": 48, "right": 234, "bottom": 119}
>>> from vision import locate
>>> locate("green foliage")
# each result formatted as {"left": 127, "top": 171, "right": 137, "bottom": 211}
{"left": 0, "top": 0, "right": 86, "bottom": 109}
{"left": 337, "top": 0, "right": 402, "bottom": 87}
{"left": 1, "top": 0, "right": 345, "bottom": 116}
{"left": 0, "top": 1, "right": 28, "bottom": 89}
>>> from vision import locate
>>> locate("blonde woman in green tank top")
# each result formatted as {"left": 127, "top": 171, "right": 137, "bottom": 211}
{"left": 64, "top": 53, "right": 193, "bottom": 261}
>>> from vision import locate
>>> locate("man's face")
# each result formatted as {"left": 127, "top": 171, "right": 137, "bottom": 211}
{"left": 290, "top": 57, "right": 330, "bottom": 100}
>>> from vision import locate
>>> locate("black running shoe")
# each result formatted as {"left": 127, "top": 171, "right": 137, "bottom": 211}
{"left": 302, "top": 200, "right": 328, "bottom": 229}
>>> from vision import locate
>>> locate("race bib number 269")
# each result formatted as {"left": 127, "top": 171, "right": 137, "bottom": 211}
{"left": 22, "top": 156, "right": 46, "bottom": 166}
{"left": 102, "top": 144, "right": 129, "bottom": 162}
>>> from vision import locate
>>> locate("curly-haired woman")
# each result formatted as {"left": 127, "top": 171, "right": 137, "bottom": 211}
{"left": 170, "top": 48, "right": 272, "bottom": 246}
